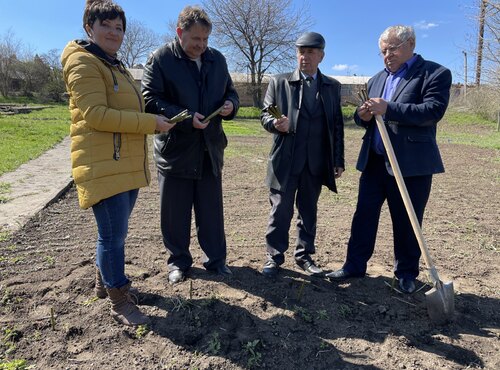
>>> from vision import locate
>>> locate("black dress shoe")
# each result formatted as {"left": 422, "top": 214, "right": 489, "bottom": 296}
{"left": 210, "top": 265, "right": 233, "bottom": 277}
{"left": 297, "top": 260, "right": 324, "bottom": 277}
{"left": 168, "top": 269, "right": 185, "bottom": 285}
{"left": 325, "top": 268, "right": 363, "bottom": 280}
{"left": 398, "top": 278, "right": 416, "bottom": 294}
{"left": 262, "top": 260, "right": 279, "bottom": 278}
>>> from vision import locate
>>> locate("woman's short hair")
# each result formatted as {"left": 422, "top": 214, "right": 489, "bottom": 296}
{"left": 83, "top": 0, "right": 126, "bottom": 33}
{"left": 177, "top": 5, "right": 212, "bottom": 32}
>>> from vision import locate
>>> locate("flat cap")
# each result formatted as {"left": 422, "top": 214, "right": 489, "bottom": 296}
{"left": 295, "top": 32, "right": 325, "bottom": 49}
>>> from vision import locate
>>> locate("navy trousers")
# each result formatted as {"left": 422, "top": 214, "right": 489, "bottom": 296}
{"left": 343, "top": 152, "right": 432, "bottom": 279}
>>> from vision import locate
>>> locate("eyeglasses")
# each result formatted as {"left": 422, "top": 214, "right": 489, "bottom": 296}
{"left": 379, "top": 39, "right": 409, "bottom": 57}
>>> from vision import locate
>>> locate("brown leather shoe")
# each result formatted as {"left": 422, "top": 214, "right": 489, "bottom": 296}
{"left": 96, "top": 268, "right": 139, "bottom": 303}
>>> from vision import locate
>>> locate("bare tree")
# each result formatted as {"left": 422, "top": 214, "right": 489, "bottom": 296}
{"left": 475, "top": 0, "right": 487, "bottom": 85}
{"left": 164, "top": 19, "right": 177, "bottom": 44}
{"left": 40, "top": 49, "right": 66, "bottom": 102}
{"left": 17, "top": 54, "right": 51, "bottom": 96}
{"left": 0, "top": 29, "right": 22, "bottom": 97}
{"left": 470, "top": 0, "right": 499, "bottom": 86}
{"left": 458, "top": 0, "right": 499, "bottom": 119}
{"left": 481, "top": 0, "right": 499, "bottom": 85}
{"left": 118, "top": 19, "right": 163, "bottom": 68}
{"left": 202, "top": 0, "right": 312, "bottom": 107}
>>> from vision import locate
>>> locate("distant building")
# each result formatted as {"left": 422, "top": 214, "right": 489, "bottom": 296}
{"left": 128, "top": 68, "right": 371, "bottom": 107}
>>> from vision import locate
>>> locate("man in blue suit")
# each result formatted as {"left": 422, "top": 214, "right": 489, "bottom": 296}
{"left": 326, "top": 25, "right": 452, "bottom": 293}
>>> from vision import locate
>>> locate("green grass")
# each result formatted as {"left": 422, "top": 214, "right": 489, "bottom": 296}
{"left": 0, "top": 183, "right": 11, "bottom": 203}
{"left": 444, "top": 109, "right": 496, "bottom": 127}
{"left": 224, "top": 119, "right": 265, "bottom": 136}
{"left": 0, "top": 105, "right": 70, "bottom": 176}
{"left": 236, "top": 106, "right": 261, "bottom": 119}
{"left": 341, "top": 105, "right": 356, "bottom": 121}
{"left": 0, "top": 96, "right": 38, "bottom": 104}
{"left": 0, "top": 104, "right": 497, "bottom": 176}
{"left": 0, "top": 359, "right": 29, "bottom": 370}
{"left": 440, "top": 108, "right": 500, "bottom": 150}
{"left": 235, "top": 106, "right": 357, "bottom": 121}
{"left": 437, "top": 129, "right": 500, "bottom": 150}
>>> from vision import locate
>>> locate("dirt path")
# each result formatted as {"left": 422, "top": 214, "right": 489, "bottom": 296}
{"left": 0, "top": 126, "right": 498, "bottom": 369}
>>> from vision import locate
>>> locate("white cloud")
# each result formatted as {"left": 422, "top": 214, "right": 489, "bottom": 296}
{"left": 414, "top": 21, "right": 439, "bottom": 30}
{"left": 332, "top": 64, "right": 358, "bottom": 72}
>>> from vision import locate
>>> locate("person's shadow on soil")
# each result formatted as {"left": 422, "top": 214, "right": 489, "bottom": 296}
{"left": 140, "top": 289, "right": 381, "bottom": 370}
{"left": 152, "top": 265, "right": 497, "bottom": 369}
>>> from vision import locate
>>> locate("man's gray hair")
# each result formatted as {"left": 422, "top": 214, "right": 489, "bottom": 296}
{"left": 379, "top": 25, "right": 416, "bottom": 48}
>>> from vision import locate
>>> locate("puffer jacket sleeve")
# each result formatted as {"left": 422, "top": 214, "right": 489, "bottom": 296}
{"left": 64, "top": 52, "right": 156, "bottom": 134}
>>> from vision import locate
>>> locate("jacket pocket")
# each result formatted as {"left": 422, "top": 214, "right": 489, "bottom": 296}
{"left": 160, "top": 131, "right": 176, "bottom": 154}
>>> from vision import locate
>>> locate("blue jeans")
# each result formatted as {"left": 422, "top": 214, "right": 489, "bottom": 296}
{"left": 92, "top": 189, "right": 139, "bottom": 289}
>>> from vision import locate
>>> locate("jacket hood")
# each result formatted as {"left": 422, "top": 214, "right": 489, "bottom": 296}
{"left": 61, "top": 40, "right": 122, "bottom": 68}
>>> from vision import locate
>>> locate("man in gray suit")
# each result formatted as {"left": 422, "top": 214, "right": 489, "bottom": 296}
{"left": 327, "top": 25, "right": 452, "bottom": 294}
{"left": 260, "top": 32, "right": 345, "bottom": 278}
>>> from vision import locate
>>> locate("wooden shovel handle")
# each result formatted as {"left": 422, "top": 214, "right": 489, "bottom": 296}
{"left": 374, "top": 115, "right": 441, "bottom": 284}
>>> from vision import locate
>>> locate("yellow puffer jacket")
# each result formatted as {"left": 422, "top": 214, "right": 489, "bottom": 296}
{"left": 61, "top": 40, "right": 157, "bottom": 209}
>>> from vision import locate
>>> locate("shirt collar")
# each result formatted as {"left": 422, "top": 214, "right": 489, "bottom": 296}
{"left": 300, "top": 71, "right": 318, "bottom": 80}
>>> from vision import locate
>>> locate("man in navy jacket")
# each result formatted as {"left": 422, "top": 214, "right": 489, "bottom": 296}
{"left": 327, "top": 25, "right": 451, "bottom": 294}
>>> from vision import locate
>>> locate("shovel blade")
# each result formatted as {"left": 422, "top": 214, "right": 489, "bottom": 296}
{"left": 425, "top": 281, "right": 455, "bottom": 324}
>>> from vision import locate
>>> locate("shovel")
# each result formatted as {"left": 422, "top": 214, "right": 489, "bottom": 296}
{"left": 374, "top": 114, "right": 454, "bottom": 324}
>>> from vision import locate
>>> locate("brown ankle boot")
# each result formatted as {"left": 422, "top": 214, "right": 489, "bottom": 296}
{"left": 106, "top": 283, "right": 150, "bottom": 326}
{"left": 95, "top": 268, "right": 108, "bottom": 299}
{"left": 96, "top": 269, "right": 139, "bottom": 302}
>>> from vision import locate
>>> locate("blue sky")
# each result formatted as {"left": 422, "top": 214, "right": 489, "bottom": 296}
{"left": 0, "top": 0, "right": 479, "bottom": 82}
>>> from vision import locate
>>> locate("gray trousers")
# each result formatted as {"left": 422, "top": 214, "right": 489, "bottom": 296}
{"left": 265, "top": 166, "right": 323, "bottom": 265}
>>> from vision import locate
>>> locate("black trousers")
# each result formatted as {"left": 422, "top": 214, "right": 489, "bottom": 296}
{"left": 157, "top": 155, "right": 226, "bottom": 272}
{"left": 343, "top": 152, "right": 432, "bottom": 279}
{"left": 265, "top": 165, "right": 323, "bottom": 265}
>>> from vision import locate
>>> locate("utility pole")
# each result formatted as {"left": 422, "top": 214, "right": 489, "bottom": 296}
{"left": 462, "top": 51, "right": 468, "bottom": 100}
{"left": 475, "top": 0, "right": 487, "bottom": 86}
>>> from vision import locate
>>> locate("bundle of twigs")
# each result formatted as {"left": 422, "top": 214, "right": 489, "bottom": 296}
{"left": 168, "top": 109, "right": 192, "bottom": 123}
{"left": 202, "top": 104, "right": 225, "bottom": 124}
{"left": 266, "top": 104, "right": 283, "bottom": 119}
{"left": 345, "top": 84, "right": 369, "bottom": 107}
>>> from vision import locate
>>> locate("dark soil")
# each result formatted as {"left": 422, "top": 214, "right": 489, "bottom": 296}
{"left": 1, "top": 123, "right": 499, "bottom": 369}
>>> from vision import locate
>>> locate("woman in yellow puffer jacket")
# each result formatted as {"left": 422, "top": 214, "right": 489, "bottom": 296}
{"left": 61, "top": 0, "right": 174, "bottom": 326}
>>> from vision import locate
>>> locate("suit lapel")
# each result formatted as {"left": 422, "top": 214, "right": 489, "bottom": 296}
{"left": 391, "top": 55, "right": 424, "bottom": 101}
{"left": 371, "top": 72, "right": 387, "bottom": 98}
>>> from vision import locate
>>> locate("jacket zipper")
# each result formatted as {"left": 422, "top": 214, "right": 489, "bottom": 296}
{"left": 113, "top": 132, "right": 121, "bottom": 160}
{"left": 121, "top": 67, "right": 149, "bottom": 181}
{"left": 108, "top": 66, "right": 122, "bottom": 161}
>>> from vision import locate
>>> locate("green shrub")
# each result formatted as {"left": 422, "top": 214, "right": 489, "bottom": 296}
{"left": 236, "top": 106, "right": 261, "bottom": 119}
